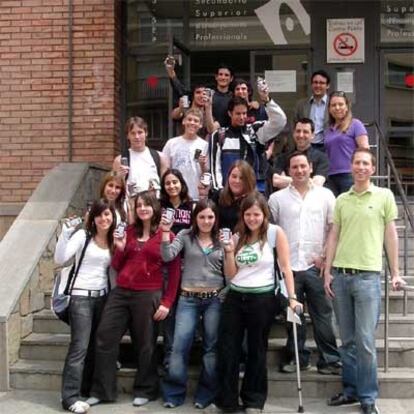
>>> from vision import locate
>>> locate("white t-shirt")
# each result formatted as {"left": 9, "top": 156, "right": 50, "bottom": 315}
{"left": 231, "top": 224, "right": 278, "bottom": 288}
{"left": 162, "top": 135, "right": 208, "bottom": 200}
{"left": 128, "top": 147, "right": 160, "bottom": 193}
{"left": 54, "top": 229, "right": 111, "bottom": 291}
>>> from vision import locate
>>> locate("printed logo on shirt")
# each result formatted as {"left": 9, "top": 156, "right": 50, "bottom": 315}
{"left": 236, "top": 245, "right": 259, "bottom": 265}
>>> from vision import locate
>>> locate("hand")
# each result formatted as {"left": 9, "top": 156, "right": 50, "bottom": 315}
{"left": 324, "top": 271, "right": 335, "bottom": 299}
{"left": 312, "top": 254, "right": 325, "bottom": 270}
{"left": 202, "top": 91, "right": 212, "bottom": 107}
{"left": 114, "top": 233, "right": 126, "bottom": 251}
{"left": 197, "top": 181, "right": 210, "bottom": 199}
{"left": 219, "top": 231, "right": 234, "bottom": 252}
{"left": 198, "top": 154, "right": 208, "bottom": 172}
{"left": 391, "top": 275, "right": 407, "bottom": 291}
{"left": 257, "top": 85, "right": 270, "bottom": 103}
{"left": 178, "top": 96, "right": 186, "bottom": 110}
{"left": 289, "top": 298, "right": 303, "bottom": 313}
{"left": 116, "top": 164, "right": 129, "bottom": 178}
{"left": 153, "top": 304, "right": 170, "bottom": 321}
{"left": 160, "top": 215, "right": 173, "bottom": 232}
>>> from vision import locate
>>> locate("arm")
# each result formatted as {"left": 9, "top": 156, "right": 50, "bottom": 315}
{"left": 275, "top": 226, "right": 301, "bottom": 310}
{"left": 272, "top": 171, "right": 291, "bottom": 189}
{"left": 384, "top": 221, "right": 406, "bottom": 290}
{"left": 159, "top": 151, "right": 170, "bottom": 177}
{"left": 222, "top": 236, "right": 238, "bottom": 278}
{"left": 256, "top": 99, "right": 287, "bottom": 145}
{"left": 113, "top": 154, "right": 129, "bottom": 178}
{"left": 323, "top": 223, "right": 340, "bottom": 298}
{"left": 171, "top": 98, "right": 185, "bottom": 121}
{"left": 356, "top": 134, "right": 369, "bottom": 148}
{"left": 161, "top": 230, "right": 186, "bottom": 262}
{"left": 54, "top": 228, "right": 85, "bottom": 265}
{"left": 204, "top": 96, "right": 219, "bottom": 134}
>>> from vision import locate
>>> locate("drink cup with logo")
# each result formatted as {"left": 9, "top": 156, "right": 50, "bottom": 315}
{"left": 200, "top": 173, "right": 212, "bottom": 187}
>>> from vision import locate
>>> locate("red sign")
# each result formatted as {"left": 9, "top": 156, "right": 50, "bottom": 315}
{"left": 333, "top": 32, "right": 358, "bottom": 57}
{"left": 405, "top": 74, "right": 414, "bottom": 88}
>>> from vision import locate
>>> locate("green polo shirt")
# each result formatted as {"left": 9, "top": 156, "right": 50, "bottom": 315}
{"left": 333, "top": 184, "right": 397, "bottom": 271}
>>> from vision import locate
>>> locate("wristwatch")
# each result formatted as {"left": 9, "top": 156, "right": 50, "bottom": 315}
{"left": 288, "top": 294, "right": 297, "bottom": 300}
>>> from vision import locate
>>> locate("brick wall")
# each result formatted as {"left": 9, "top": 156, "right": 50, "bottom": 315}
{"left": 0, "top": 0, "right": 121, "bottom": 203}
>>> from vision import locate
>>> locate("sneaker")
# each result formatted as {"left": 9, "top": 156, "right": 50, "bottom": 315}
{"left": 194, "top": 402, "right": 204, "bottom": 409}
{"left": 67, "top": 401, "right": 89, "bottom": 414}
{"left": 164, "top": 401, "right": 177, "bottom": 408}
{"left": 133, "top": 397, "right": 149, "bottom": 406}
{"left": 202, "top": 403, "right": 222, "bottom": 413}
{"left": 327, "top": 393, "right": 359, "bottom": 406}
{"left": 361, "top": 403, "right": 380, "bottom": 414}
{"left": 280, "top": 360, "right": 311, "bottom": 373}
{"left": 85, "top": 397, "right": 101, "bottom": 406}
{"left": 245, "top": 408, "right": 263, "bottom": 413}
{"left": 318, "top": 361, "right": 342, "bottom": 375}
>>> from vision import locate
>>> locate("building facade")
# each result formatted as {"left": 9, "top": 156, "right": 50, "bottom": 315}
{"left": 0, "top": 0, "right": 413, "bottom": 212}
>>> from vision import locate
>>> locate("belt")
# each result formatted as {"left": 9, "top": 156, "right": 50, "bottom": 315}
{"left": 334, "top": 267, "right": 374, "bottom": 275}
{"left": 180, "top": 289, "right": 220, "bottom": 299}
{"left": 71, "top": 288, "right": 108, "bottom": 297}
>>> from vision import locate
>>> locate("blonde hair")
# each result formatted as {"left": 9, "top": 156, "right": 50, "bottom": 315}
{"left": 329, "top": 91, "right": 353, "bottom": 133}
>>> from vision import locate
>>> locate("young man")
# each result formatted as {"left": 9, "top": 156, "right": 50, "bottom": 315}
{"left": 171, "top": 84, "right": 219, "bottom": 139}
{"left": 162, "top": 108, "right": 208, "bottom": 200}
{"left": 209, "top": 90, "right": 287, "bottom": 192}
{"left": 324, "top": 148, "right": 406, "bottom": 414}
{"left": 270, "top": 118, "right": 329, "bottom": 191}
{"left": 269, "top": 151, "right": 341, "bottom": 375}
{"left": 294, "top": 70, "right": 330, "bottom": 150}
{"left": 113, "top": 116, "right": 169, "bottom": 194}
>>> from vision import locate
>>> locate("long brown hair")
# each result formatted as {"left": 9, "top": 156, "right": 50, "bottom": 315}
{"left": 85, "top": 199, "right": 116, "bottom": 254}
{"left": 99, "top": 171, "right": 127, "bottom": 222}
{"left": 235, "top": 191, "right": 270, "bottom": 253}
{"left": 133, "top": 191, "right": 161, "bottom": 237}
{"left": 190, "top": 199, "right": 220, "bottom": 247}
{"left": 219, "top": 160, "right": 256, "bottom": 206}
{"left": 328, "top": 91, "right": 353, "bottom": 133}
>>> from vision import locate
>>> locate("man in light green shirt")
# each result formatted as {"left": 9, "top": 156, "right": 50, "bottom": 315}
{"left": 323, "top": 148, "right": 406, "bottom": 414}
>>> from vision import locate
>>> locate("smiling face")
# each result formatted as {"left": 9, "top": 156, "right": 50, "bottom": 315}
{"left": 228, "top": 167, "right": 245, "bottom": 197}
{"left": 288, "top": 154, "right": 312, "bottom": 186}
{"left": 243, "top": 203, "right": 264, "bottom": 234}
{"left": 351, "top": 151, "right": 375, "bottom": 185}
{"left": 234, "top": 83, "right": 249, "bottom": 100}
{"left": 104, "top": 179, "right": 122, "bottom": 202}
{"left": 127, "top": 125, "right": 147, "bottom": 151}
{"left": 94, "top": 208, "right": 114, "bottom": 233}
{"left": 329, "top": 96, "right": 348, "bottom": 122}
{"left": 311, "top": 74, "right": 329, "bottom": 99}
{"left": 182, "top": 113, "right": 202, "bottom": 136}
{"left": 193, "top": 87, "right": 206, "bottom": 107}
{"left": 196, "top": 207, "right": 216, "bottom": 234}
{"left": 135, "top": 197, "right": 154, "bottom": 222}
{"left": 215, "top": 68, "right": 233, "bottom": 91}
{"left": 293, "top": 122, "right": 314, "bottom": 151}
{"left": 164, "top": 173, "right": 182, "bottom": 199}
{"left": 229, "top": 104, "right": 248, "bottom": 128}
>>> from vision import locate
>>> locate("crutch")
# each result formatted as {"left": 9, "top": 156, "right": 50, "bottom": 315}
{"left": 287, "top": 306, "right": 304, "bottom": 413}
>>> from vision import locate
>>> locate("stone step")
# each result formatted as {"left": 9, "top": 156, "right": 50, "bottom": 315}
{"left": 9, "top": 359, "right": 414, "bottom": 398}
{"left": 33, "top": 308, "right": 414, "bottom": 341}
{"left": 19, "top": 333, "right": 414, "bottom": 368}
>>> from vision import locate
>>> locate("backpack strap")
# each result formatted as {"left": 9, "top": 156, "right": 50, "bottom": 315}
{"left": 149, "top": 148, "right": 161, "bottom": 178}
{"left": 64, "top": 234, "right": 91, "bottom": 295}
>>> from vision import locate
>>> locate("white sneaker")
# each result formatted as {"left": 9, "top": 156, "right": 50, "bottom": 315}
{"left": 133, "top": 397, "right": 149, "bottom": 406}
{"left": 68, "top": 401, "right": 89, "bottom": 413}
{"left": 85, "top": 397, "right": 101, "bottom": 406}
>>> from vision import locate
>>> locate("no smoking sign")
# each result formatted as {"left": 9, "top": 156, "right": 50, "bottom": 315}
{"left": 327, "top": 19, "right": 365, "bottom": 63}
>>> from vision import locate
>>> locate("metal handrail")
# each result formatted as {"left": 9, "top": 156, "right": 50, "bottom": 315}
{"left": 367, "top": 120, "right": 414, "bottom": 372}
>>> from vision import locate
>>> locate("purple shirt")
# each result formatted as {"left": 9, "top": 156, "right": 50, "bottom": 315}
{"left": 324, "top": 118, "right": 367, "bottom": 175}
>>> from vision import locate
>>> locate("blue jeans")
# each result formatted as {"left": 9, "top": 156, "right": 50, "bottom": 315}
{"left": 332, "top": 270, "right": 381, "bottom": 405}
{"left": 327, "top": 173, "right": 353, "bottom": 196}
{"left": 162, "top": 295, "right": 221, "bottom": 408}
{"left": 61, "top": 295, "right": 106, "bottom": 409}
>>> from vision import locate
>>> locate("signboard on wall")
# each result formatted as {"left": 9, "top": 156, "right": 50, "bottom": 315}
{"left": 380, "top": 1, "right": 414, "bottom": 43}
{"left": 326, "top": 18, "right": 365, "bottom": 63}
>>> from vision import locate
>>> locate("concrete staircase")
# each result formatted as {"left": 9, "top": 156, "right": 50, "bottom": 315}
{"left": 9, "top": 288, "right": 414, "bottom": 398}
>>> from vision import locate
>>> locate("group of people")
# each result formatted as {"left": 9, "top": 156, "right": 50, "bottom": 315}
{"left": 54, "top": 62, "right": 406, "bottom": 414}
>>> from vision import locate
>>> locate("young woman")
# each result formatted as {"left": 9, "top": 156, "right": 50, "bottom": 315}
{"left": 99, "top": 171, "right": 127, "bottom": 224}
{"left": 324, "top": 91, "right": 369, "bottom": 195}
{"left": 86, "top": 191, "right": 181, "bottom": 408}
{"left": 54, "top": 199, "right": 116, "bottom": 414}
{"left": 160, "top": 199, "right": 227, "bottom": 409}
{"left": 214, "top": 192, "right": 301, "bottom": 413}
{"left": 204, "top": 160, "right": 256, "bottom": 232}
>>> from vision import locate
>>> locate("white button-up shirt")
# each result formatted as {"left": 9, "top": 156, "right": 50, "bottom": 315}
{"left": 268, "top": 184, "right": 335, "bottom": 271}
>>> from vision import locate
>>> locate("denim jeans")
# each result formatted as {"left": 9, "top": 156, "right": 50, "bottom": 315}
{"left": 162, "top": 295, "right": 221, "bottom": 408}
{"left": 327, "top": 173, "right": 353, "bottom": 196}
{"left": 215, "top": 290, "right": 276, "bottom": 411}
{"left": 61, "top": 295, "right": 106, "bottom": 409}
{"left": 285, "top": 266, "right": 340, "bottom": 368}
{"left": 332, "top": 270, "right": 381, "bottom": 405}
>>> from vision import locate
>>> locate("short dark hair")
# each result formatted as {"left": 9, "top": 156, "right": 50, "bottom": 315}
{"left": 311, "top": 70, "right": 330, "bottom": 85}
{"left": 351, "top": 148, "right": 376, "bottom": 165}
{"left": 294, "top": 117, "right": 315, "bottom": 133}
{"left": 228, "top": 96, "right": 248, "bottom": 112}
{"left": 215, "top": 63, "right": 234, "bottom": 77}
{"left": 191, "top": 83, "right": 206, "bottom": 97}
{"left": 287, "top": 151, "right": 312, "bottom": 168}
{"left": 231, "top": 78, "right": 253, "bottom": 99}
